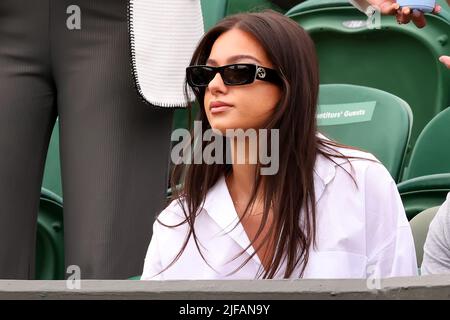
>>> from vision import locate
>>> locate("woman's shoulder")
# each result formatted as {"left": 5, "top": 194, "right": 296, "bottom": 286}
{"left": 317, "top": 133, "right": 378, "bottom": 163}
{"left": 320, "top": 141, "right": 382, "bottom": 169}
{"left": 317, "top": 140, "right": 394, "bottom": 187}
{"left": 318, "top": 141, "right": 407, "bottom": 228}
{"left": 430, "top": 193, "right": 450, "bottom": 231}
{"left": 155, "top": 177, "right": 225, "bottom": 226}
{"left": 155, "top": 198, "right": 189, "bottom": 225}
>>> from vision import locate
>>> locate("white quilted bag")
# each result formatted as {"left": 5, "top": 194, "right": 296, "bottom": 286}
{"left": 128, "top": 0, "right": 204, "bottom": 107}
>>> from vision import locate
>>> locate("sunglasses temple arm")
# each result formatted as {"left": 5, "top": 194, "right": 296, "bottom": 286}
{"left": 258, "top": 68, "right": 282, "bottom": 85}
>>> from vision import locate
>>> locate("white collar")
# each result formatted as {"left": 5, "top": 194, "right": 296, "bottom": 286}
{"left": 200, "top": 141, "right": 344, "bottom": 268}
{"left": 202, "top": 175, "right": 258, "bottom": 262}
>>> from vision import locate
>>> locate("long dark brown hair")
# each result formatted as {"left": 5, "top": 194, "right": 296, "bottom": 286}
{"left": 160, "top": 10, "right": 362, "bottom": 279}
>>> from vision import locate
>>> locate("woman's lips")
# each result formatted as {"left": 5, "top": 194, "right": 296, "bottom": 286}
{"left": 210, "top": 105, "right": 233, "bottom": 114}
{"left": 210, "top": 101, "right": 233, "bottom": 114}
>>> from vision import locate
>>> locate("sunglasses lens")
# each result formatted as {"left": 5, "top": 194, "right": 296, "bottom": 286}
{"left": 187, "top": 66, "right": 214, "bottom": 87}
{"left": 223, "top": 64, "right": 253, "bottom": 85}
{"left": 187, "top": 64, "right": 257, "bottom": 87}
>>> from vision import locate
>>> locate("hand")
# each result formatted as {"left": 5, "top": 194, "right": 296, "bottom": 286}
{"left": 439, "top": 56, "right": 450, "bottom": 68}
{"left": 366, "top": 0, "right": 442, "bottom": 28}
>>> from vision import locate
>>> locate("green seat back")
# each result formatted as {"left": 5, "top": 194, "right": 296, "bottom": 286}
{"left": 42, "top": 119, "right": 62, "bottom": 198}
{"left": 318, "top": 84, "right": 412, "bottom": 181}
{"left": 36, "top": 188, "right": 64, "bottom": 280}
{"left": 403, "top": 107, "right": 450, "bottom": 180}
{"left": 225, "top": 0, "right": 285, "bottom": 15}
{"left": 40, "top": 120, "right": 64, "bottom": 280}
{"left": 398, "top": 173, "right": 450, "bottom": 220}
{"left": 200, "top": 0, "right": 228, "bottom": 31}
{"left": 287, "top": 0, "right": 450, "bottom": 148}
{"left": 409, "top": 206, "right": 440, "bottom": 269}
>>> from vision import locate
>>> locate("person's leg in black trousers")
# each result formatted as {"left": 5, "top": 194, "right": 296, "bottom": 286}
{"left": 0, "top": 0, "right": 174, "bottom": 279}
{"left": 52, "top": 0, "right": 173, "bottom": 279}
{"left": 0, "top": 0, "right": 57, "bottom": 279}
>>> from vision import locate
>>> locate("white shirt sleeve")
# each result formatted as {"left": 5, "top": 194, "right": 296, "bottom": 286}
{"left": 141, "top": 220, "right": 164, "bottom": 280}
{"left": 421, "top": 195, "right": 450, "bottom": 275}
{"left": 364, "top": 162, "right": 418, "bottom": 278}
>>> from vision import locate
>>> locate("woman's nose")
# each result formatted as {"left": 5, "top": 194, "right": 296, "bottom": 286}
{"left": 207, "top": 72, "right": 227, "bottom": 95}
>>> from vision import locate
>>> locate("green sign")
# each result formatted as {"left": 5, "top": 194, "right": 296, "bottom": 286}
{"left": 317, "top": 101, "right": 376, "bottom": 126}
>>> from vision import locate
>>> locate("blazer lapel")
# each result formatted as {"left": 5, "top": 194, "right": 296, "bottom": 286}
{"left": 203, "top": 176, "right": 261, "bottom": 265}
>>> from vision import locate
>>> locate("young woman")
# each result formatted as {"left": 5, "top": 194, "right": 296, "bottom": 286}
{"left": 141, "top": 10, "right": 418, "bottom": 280}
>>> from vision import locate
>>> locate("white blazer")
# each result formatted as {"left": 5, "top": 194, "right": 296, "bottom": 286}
{"left": 142, "top": 146, "right": 418, "bottom": 280}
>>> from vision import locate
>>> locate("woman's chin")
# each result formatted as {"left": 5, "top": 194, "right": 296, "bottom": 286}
{"left": 209, "top": 124, "right": 233, "bottom": 136}
{"left": 208, "top": 116, "right": 259, "bottom": 134}
{"left": 208, "top": 120, "right": 239, "bottom": 134}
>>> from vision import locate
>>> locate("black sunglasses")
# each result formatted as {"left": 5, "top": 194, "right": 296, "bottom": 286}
{"left": 186, "top": 63, "right": 281, "bottom": 87}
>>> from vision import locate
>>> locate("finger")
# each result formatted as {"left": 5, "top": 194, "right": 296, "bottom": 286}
{"left": 396, "top": 10, "right": 405, "bottom": 24}
{"left": 439, "top": 56, "right": 450, "bottom": 69}
{"left": 389, "top": 3, "right": 400, "bottom": 14}
{"left": 403, "top": 7, "right": 412, "bottom": 24}
{"left": 433, "top": 5, "right": 442, "bottom": 14}
{"left": 380, "top": 2, "right": 400, "bottom": 15}
{"left": 396, "top": 9, "right": 411, "bottom": 24}
{"left": 411, "top": 9, "right": 426, "bottom": 28}
{"left": 402, "top": 6, "right": 411, "bottom": 15}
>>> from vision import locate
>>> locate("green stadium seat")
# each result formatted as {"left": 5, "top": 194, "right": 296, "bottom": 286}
{"left": 42, "top": 119, "right": 62, "bottom": 198}
{"left": 287, "top": 0, "right": 450, "bottom": 149}
{"left": 38, "top": 118, "right": 64, "bottom": 280}
{"left": 398, "top": 173, "right": 450, "bottom": 220}
{"left": 397, "top": 107, "right": 450, "bottom": 221}
{"left": 318, "top": 84, "right": 413, "bottom": 182}
{"left": 36, "top": 188, "right": 64, "bottom": 280}
{"left": 409, "top": 206, "right": 440, "bottom": 269}
{"left": 225, "top": 0, "right": 285, "bottom": 15}
{"left": 200, "top": 0, "right": 228, "bottom": 31}
{"left": 401, "top": 107, "right": 450, "bottom": 181}
{"left": 202, "top": 0, "right": 301, "bottom": 19}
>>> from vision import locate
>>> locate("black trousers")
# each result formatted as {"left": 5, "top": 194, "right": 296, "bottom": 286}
{"left": 0, "top": 0, "right": 174, "bottom": 279}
